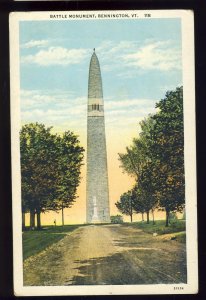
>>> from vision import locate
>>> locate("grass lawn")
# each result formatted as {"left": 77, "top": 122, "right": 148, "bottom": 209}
{"left": 124, "top": 219, "right": 186, "bottom": 242}
{"left": 23, "top": 225, "right": 80, "bottom": 260}
{"left": 135, "top": 219, "right": 185, "bottom": 234}
{"left": 172, "top": 231, "right": 186, "bottom": 243}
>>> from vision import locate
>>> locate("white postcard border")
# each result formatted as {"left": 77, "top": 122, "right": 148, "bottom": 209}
{"left": 10, "top": 9, "right": 198, "bottom": 296}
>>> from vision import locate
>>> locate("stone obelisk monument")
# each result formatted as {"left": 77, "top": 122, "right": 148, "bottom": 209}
{"left": 86, "top": 49, "right": 110, "bottom": 223}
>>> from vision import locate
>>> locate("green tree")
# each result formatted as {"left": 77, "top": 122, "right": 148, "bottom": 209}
{"left": 20, "top": 123, "right": 58, "bottom": 229}
{"left": 150, "top": 87, "right": 185, "bottom": 226}
{"left": 54, "top": 131, "right": 84, "bottom": 226}
{"left": 118, "top": 134, "right": 149, "bottom": 179}
{"left": 132, "top": 163, "right": 158, "bottom": 224}
{"left": 20, "top": 123, "right": 84, "bottom": 229}
{"left": 118, "top": 87, "right": 184, "bottom": 227}
{"left": 119, "top": 117, "right": 157, "bottom": 223}
{"left": 131, "top": 185, "right": 145, "bottom": 222}
{"left": 115, "top": 190, "right": 134, "bottom": 222}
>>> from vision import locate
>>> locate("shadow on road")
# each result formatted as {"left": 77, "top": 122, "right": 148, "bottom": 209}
{"left": 23, "top": 224, "right": 187, "bottom": 286}
{"left": 71, "top": 246, "right": 187, "bottom": 285}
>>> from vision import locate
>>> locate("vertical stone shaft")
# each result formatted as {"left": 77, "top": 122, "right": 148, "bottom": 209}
{"left": 86, "top": 51, "right": 110, "bottom": 223}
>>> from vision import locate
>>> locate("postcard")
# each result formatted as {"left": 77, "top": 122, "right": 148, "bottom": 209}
{"left": 10, "top": 10, "right": 198, "bottom": 296}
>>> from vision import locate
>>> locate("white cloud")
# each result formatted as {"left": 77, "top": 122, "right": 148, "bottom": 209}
{"left": 122, "top": 41, "right": 181, "bottom": 71}
{"left": 159, "top": 83, "right": 183, "bottom": 92}
{"left": 108, "top": 41, "right": 135, "bottom": 57}
{"left": 98, "top": 40, "right": 136, "bottom": 72}
{"left": 20, "top": 89, "right": 87, "bottom": 129}
{"left": 21, "top": 39, "right": 49, "bottom": 49}
{"left": 105, "top": 98, "right": 157, "bottom": 110}
{"left": 97, "top": 39, "right": 181, "bottom": 73}
{"left": 20, "top": 89, "right": 76, "bottom": 108}
{"left": 98, "top": 40, "right": 136, "bottom": 57}
{"left": 20, "top": 39, "right": 181, "bottom": 73}
{"left": 20, "top": 89, "right": 158, "bottom": 137}
{"left": 21, "top": 47, "right": 88, "bottom": 66}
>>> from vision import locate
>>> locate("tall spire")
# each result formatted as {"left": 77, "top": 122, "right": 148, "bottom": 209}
{"left": 87, "top": 51, "right": 104, "bottom": 117}
{"left": 86, "top": 51, "right": 110, "bottom": 223}
{"left": 88, "top": 51, "right": 103, "bottom": 99}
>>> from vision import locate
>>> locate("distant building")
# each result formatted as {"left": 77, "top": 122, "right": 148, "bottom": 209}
{"left": 86, "top": 50, "right": 110, "bottom": 223}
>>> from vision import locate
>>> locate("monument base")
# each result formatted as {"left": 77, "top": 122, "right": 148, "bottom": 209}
{"left": 91, "top": 220, "right": 102, "bottom": 224}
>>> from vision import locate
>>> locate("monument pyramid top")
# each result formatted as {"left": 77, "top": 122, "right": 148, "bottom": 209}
{"left": 88, "top": 50, "right": 103, "bottom": 99}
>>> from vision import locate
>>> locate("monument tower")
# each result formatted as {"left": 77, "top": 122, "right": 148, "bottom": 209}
{"left": 86, "top": 49, "right": 110, "bottom": 223}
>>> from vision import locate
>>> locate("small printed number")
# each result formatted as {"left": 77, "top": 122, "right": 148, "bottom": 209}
{"left": 174, "top": 287, "right": 184, "bottom": 290}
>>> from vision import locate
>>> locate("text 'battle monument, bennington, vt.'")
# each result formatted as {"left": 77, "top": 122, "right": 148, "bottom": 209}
{"left": 86, "top": 49, "right": 110, "bottom": 223}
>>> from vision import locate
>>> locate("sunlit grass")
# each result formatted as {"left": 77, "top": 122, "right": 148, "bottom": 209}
{"left": 124, "top": 219, "right": 186, "bottom": 235}
{"left": 23, "top": 225, "right": 81, "bottom": 260}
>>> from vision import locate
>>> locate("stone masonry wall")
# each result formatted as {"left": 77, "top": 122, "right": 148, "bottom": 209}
{"left": 86, "top": 116, "right": 110, "bottom": 223}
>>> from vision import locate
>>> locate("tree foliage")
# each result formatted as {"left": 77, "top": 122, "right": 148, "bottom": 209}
{"left": 151, "top": 87, "right": 185, "bottom": 222}
{"left": 117, "top": 87, "right": 185, "bottom": 226}
{"left": 115, "top": 190, "right": 134, "bottom": 222}
{"left": 20, "top": 123, "right": 84, "bottom": 228}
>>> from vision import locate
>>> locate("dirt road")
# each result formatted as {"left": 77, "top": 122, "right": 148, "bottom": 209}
{"left": 23, "top": 224, "right": 186, "bottom": 286}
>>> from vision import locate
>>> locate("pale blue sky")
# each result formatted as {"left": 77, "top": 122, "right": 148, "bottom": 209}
{"left": 19, "top": 18, "right": 182, "bottom": 136}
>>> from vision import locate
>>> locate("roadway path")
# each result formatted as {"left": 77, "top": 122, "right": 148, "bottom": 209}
{"left": 23, "top": 224, "right": 186, "bottom": 286}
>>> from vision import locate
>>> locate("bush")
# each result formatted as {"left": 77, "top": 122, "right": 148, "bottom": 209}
{"left": 111, "top": 215, "right": 123, "bottom": 224}
{"left": 169, "top": 212, "right": 178, "bottom": 223}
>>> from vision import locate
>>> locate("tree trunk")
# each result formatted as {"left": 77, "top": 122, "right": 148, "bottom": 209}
{"left": 30, "top": 210, "right": 35, "bottom": 229}
{"left": 62, "top": 204, "right": 64, "bottom": 226}
{"left": 37, "top": 211, "right": 41, "bottom": 230}
{"left": 22, "top": 212, "right": 26, "bottom": 230}
{"left": 130, "top": 201, "right": 133, "bottom": 222}
{"left": 146, "top": 211, "right": 150, "bottom": 224}
{"left": 141, "top": 212, "right": 144, "bottom": 222}
{"left": 130, "top": 213, "right": 133, "bottom": 223}
{"left": 152, "top": 209, "right": 155, "bottom": 225}
{"left": 166, "top": 209, "right": 170, "bottom": 227}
